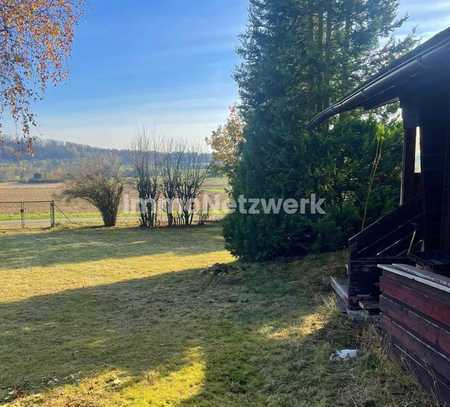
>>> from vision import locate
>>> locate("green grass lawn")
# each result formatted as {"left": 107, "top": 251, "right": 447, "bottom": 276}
{"left": 0, "top": 225, "right": 431, "bottom": 406}
{"left": 0, "top": 210, "right": 228, "bottom": 226}
{"left": 0, "top": 211, "right": 139, "bottom": 222}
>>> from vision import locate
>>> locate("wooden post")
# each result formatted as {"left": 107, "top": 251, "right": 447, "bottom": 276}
{"left": 400, "top": 102, "right": 419, "bottom": 206}
{"left": 50, "top": 200, "right": 56, "bottom": 228}
{"left": 419, "top": 89, "right": 450, "bottom": 253}
{"left": 441, "top": 117, "right": 450, "bottom": 254}
{"left": 20, "top": 201, "right": 25, "bottom": 229}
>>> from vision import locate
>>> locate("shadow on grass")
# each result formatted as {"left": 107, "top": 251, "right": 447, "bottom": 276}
{"left": 0, "top": 251, "right": 356, "bottom": 406}
{"left": 0, "top": 233, "right": 429, "bottom": 406}
{"left": 0, "top": 225, "right": 226, "bottom": 270}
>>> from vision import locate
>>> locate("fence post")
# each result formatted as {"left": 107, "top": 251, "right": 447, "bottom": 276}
{"left": 50, "top": 201, "right": 56, "bottom": 228}
{"left": 20, "top": 201, "right": 25, "bottom": 229}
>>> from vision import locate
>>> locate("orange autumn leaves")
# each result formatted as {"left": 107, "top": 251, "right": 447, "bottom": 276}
{"left": 0, "top": 0, "right": 83, "bottom": 137}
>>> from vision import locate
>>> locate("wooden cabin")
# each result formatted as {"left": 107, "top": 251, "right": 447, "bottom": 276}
{"left": 310, "top": 28, "right": 450, "bottom": 405}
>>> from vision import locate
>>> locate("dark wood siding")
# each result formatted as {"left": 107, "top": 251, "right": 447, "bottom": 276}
{"left": 419, "top": 88, "right": 450, "bottom": 253}
{"left": 380, "top": 273, "right": 450, "bottom": 327}
{"left": 379, "top": 265, "right": 450, "bottom": 406}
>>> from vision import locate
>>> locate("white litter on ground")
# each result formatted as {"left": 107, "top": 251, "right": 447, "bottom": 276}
{"left": 330, "top": 349, "right": 359, "bottom": 361}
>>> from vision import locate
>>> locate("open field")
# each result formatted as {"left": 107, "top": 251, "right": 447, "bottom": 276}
{"left": 0, "top": 177, "right": 229, "bottom": 227}
{"left": 0, "top": 225, "right": 431, "bottom": 406}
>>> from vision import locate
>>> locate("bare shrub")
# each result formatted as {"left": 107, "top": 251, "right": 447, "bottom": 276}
{"left": 160, "top": 140, "right": 183, "bottom": 227}
{"left": 132, "top": 131, "right": 161, "bottom": 228}
{"left": 198, "top": 202, "right": 211, "bottom": 225}
{"left": 62, "top": 155, "right": 123, "bottom": 227}
{"left": 176, "top": 147, "right": 209, "bottom": 225}
{"left": 159, "top": 140, "right": 210, "bottom": 227}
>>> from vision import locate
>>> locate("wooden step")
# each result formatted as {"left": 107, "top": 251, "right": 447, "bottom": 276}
{"left": 331, "top": 277, "right": 349, "bottom": 303}
{"left": 331, "top": 276, "right": 379, "bottom": 320}
{"left": 358, "top": 299, "right": 380, "bottom": 313}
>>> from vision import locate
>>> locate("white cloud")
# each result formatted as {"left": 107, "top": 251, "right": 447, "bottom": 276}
{"left": 399, "top": 1, "right": 450, "bottom": 39}
{"left": 402, "top": 0, "right": 450, "bottom": 13}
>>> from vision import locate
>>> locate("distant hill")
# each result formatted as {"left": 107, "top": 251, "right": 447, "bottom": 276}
{"left": 0, "top": 138, "right": 211, "bottom": 183}
{"left": 0, "top": 138, "right": 134, "bottom": 163}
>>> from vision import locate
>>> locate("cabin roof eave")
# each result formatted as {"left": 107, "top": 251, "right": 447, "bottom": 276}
{"left": 308, "top": 27, "right": 450, "bottom": 128}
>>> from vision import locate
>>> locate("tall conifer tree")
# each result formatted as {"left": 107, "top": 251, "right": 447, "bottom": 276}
{"left": 224, "top": 0, "right": 415, "bottom": 260}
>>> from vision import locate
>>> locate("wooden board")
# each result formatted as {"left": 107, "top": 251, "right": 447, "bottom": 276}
{"left": 392, "top": 264, "right": 450, "bottom": 291}
{"left": 349, "top": 197, "right": 423, "bottom": 255}
{"left": 380, "top": 267, "right": 450, "bottom": 304}
{"left": 381, "top": 295, "right": 450, "bottom": 357}
{"left": 390, "top": 341, "right": 450, "bottom": 406}
{"left": 382, "top": 315, "right": 450, "bottom": 380}
{"left": 380, "top": 274, "right": 450, "bottom": 327}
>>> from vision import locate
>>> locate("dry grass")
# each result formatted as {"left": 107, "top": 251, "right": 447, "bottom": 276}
{"left": 0, "top": 182, "right": 113, "bottom": 215}
{"left": 0, "top": 225, "right": 432, "bottom": 406}
{"left": 0, "top": 178, "right": 228, "bottom": 227}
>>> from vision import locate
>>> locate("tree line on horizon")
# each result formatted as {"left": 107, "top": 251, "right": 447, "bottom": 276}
{"left": 0, "top": 137, "right": 211, "bottom": 183}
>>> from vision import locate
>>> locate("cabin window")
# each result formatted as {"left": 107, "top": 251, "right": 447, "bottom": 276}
{"left": 415, "top": 127, "right": 422, "bottom": 174}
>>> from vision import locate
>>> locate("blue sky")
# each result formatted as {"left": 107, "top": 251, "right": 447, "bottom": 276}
{"left": 18, "top": 0, "right": 450, "bottom": 148}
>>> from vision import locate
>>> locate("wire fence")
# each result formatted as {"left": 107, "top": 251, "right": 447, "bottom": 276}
{"left": 0, "top": 200, "right": 126, "bottom": 229}
{"left": 0, "top": 200, "right": 111, "bottom": 229}
{"left": 0, "top": 200, "right": 227, "bottom": 230}
{"left": 0, "top": 200, "right": 56, "bottom": 229}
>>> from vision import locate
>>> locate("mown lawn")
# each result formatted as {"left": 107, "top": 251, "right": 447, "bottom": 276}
{"left": 0, "top": 225, "right": 432, "bottom": 406}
